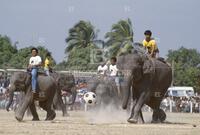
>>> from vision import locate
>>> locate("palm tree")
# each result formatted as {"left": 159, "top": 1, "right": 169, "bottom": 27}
{"left": 65, "top": 20, "right": 97, "bottom": 53}
{"left": 105, "top": 18, "right": 134, "bottom": 57}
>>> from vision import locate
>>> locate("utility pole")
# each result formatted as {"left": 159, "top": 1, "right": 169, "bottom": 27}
{"left": 171, "top": 60, "right": 175, "bottom": 86}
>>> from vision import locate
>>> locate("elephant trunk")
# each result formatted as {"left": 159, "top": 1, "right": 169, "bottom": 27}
{"left": 67, "top": 87, "right": 77, "bottom": 105}
{"left": 122, "top": 77, "right": 131, "bottom": 109}
{"left": 6, "top": 84, "right": 15, "bottom": 111}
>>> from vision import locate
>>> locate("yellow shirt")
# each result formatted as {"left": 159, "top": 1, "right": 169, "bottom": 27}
{"left": 44, "top": 58, "right": 50, "bottom": 69}
{"left": 142, "top": 39, "right": 158, "bottom": 53}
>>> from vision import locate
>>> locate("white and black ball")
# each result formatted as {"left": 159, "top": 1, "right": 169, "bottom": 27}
{"left": 83, "top": 92, "right": 97, "bottom": 106}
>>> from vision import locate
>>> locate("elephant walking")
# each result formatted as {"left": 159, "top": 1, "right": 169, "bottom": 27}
{"left": 117, "top": 50, "right": 172, "bottom": 123}
{"left": 51, "top": 72, "right": 77, "bottom": 116}
{"left": 87, "top": 75, "right": 121, "bottom": 108}
{"left": 6, "top": 72, "right": 57, "bottom": 121}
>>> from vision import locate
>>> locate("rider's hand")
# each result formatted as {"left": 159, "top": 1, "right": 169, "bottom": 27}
{"left": 28, "top": 65, "right": 32, "bottom": 69}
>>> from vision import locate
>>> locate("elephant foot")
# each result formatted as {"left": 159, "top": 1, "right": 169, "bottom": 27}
{"left": 6, "top": 106, "right": 10, "bottom": 112}
{"left": 15, "top": 115, "right": 23, "bottom": 122}
{"left": 158, "top": 109, "right": 166, "bottom": 122}
{"left": 152, "top": 109, "right": 166, "bottom": 123}
{"left": 127, "top": 117, "right": 138, "bottom": 124}
{"left": 32, "top": 117, "right": 40, "bottom": 121}
{"left": 45, "top": 111, "right": 56, "bottom": 121}
{"left": 15, "top": 111, "right": 24, "bottom": 121}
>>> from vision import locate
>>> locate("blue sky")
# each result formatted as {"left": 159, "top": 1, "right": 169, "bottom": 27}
{"left": 0, "top": 0, "right": 200, "bottom": 62}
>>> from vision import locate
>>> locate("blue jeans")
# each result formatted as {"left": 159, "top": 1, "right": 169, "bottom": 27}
{"left": 31, "top": 68, "right": 38, "bottom": 92}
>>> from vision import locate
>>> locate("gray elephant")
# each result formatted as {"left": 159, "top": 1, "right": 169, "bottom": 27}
{"left": 6, "top": 71, "right": 57, "bottom": 121}
{"left": 87, "top": 75, "right": 121, "bottom": 108}
{"left": 117, "top": 50, "right": 172, "bottom": 123}
{"left": 51, "top": 72, "right": 77, "bottom": 116}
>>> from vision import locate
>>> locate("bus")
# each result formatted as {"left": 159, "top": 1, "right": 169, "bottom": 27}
{"left": 167, "top": 86, "right": 195, "bottom": 97}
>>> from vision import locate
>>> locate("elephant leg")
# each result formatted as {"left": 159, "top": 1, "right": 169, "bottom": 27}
{"left": 39, "top": 101, "right": 52, "bottom": 120}
{"left": 40, "top": 100, "right": 56, "bottom": 120}
{"left": 128, "top": 102, "right": 144, "bottom": 123}
{"left": 152, "top": 109, "right": 159, "bottom": 123}
{"left": 158, "top": 109, "right": 166, "bottom": 122}
{"left": 117, "top": 86, "right": 121, "bottom": 98}
{"left": 58, "top": 95, "right": 68, "bottom": 117}
{"left": 128, "top": 98, "right": 136, "bottom": 119}
{"left": 148, "top": 98, "right": 166, "bottom": 123}
{"left": 39, "top": 101, "right": 47, "bottom": 111}
{"left": 15, "top": 90, "right": 33, "bottom": 121}
{"left": 138, "top": 110, "right": 144, "bottom": 124}
{"left": 152, "top": 108, "right": 166, "bottom": 123}
{"left": 128, "top": 91, "right": 144, "bottom": 123}
{"left": 45, "top": 100, "right": 56, "bottom": 121}
{"left": 29, "top": 101, "right": 39, "bottom": 121}
{"left": 26, "top": 107, "right": 32, "bottom": 116}
{"left": 128, "top": 91, "right": 150, "bottom": 123}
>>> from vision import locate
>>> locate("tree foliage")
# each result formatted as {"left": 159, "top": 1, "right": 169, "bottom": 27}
{"left": 63, "top": 20, "right": 100, "bottom": 71}
{"left": 167, "top": 47, "right": 200, "bottom": 93}
{"left": 65, "top": 20, "right": 97, "bottom": 53}
{"left": 105, "top": 18, "right": 134, "bottom": 57}
{"left": 0, "top": 35, "right": 17, "bottom": 68}
{"left": 0, "top": 35, "right": 55, "bottom": 69}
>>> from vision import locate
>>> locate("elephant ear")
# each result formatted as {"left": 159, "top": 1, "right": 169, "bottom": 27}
{"left": 143, "top": 59, "right": 155, "bottom": 75}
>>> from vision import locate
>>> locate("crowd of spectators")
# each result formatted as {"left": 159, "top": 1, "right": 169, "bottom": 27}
{"left": 160, "top": 96, "right": 200, "bottom": 113}
{"left": 0, "top": 75, "right": 10, "bottom": 109}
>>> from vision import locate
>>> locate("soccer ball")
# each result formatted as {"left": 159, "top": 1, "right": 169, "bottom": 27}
{"left": 83, "top": 92, "right": 97, "bottom": 105}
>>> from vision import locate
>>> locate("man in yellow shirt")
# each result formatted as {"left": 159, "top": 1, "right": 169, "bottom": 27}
{"left": 44, "top": 52, "right": 51, "bottom": 76}
{"left": 142, "top": 30, "right": 159, "bottom": 58}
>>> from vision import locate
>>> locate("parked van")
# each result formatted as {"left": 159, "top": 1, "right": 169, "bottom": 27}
{"left": 167, "top": 86, "right": 194, "bottom": 97}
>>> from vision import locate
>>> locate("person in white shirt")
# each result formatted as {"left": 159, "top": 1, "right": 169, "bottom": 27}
{"left": 109, "top": 57, "right": 121, "bottom": 96}
{"left": 97, "top": 62, "right": 108, "bottom": 75}
{"left": 109, "top": 57, "right": 118, "bottom": 77}
{"left": 28, "top": 48, "right": 42, "bottom": 94}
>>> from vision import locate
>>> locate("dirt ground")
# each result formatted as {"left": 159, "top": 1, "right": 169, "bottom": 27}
{"left": 0, "top": 109, "right": 200, "bottom": 135}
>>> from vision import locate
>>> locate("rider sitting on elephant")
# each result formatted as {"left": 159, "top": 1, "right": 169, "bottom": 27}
{"left": 142, "top": 30, "right": 159, "bottom": 58}
{"left": 28, "top": 47, "right": 42, "bottom": 94}
{"left": 44, "top": 52, "right": 52, "bottom": 76}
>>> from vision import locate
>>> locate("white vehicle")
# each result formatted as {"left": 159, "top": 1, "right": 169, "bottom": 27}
{"left": 167, "top": 86, "right": 195, "bottom": 97}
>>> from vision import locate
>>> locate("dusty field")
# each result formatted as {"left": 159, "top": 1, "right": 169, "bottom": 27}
{"left": 0, "top": 109, "right": 200, "bottom": 135}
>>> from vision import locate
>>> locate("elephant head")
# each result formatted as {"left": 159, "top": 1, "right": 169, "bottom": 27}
{"left": 87, "top": 76, "right": 120, "bottom": 107}
{"left": 87, "top": 75, "right": 103, "bottom": 93}
{"left": 96, "top": 80, "right": 119, "bottom": 107}
{"left": 52, "top": 73, "right": 77, "bottom": 105}
{"left": 117, "top": 51, "right": 155, "bottom": 109}
{"left": 6, "top": 72, "right": 30, "bottom": 111}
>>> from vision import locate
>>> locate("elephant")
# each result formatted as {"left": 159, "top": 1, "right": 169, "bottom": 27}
{"left": 6, "top": 71, "right": 57, "bottom": 121}
{"left": 87, "top": 75, "right": 121, "bottom": 108}
{"left": 51, "top": 72, "right": 77, "bottom": 116}
{"left": 117, "top": 49, "right": 172, "bottom": 123}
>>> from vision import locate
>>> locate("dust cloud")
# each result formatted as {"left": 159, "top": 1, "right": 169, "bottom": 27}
{"left": 84, "top": 102, "right": 130, "bottom": 124}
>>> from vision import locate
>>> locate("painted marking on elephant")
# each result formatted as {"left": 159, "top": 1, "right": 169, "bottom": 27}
{"left": 154, "top": 92, "right": 161, "bottom": 98}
